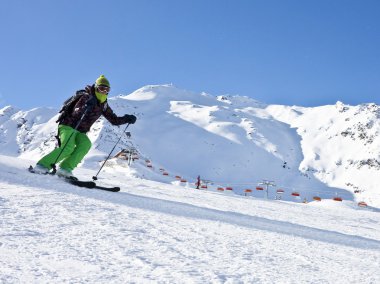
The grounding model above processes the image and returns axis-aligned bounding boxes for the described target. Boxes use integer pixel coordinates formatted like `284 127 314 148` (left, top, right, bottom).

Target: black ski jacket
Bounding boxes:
59 85 130 133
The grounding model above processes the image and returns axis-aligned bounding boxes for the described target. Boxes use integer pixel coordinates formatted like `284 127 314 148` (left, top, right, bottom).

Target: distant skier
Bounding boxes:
196 175 201 189
33 75 137 178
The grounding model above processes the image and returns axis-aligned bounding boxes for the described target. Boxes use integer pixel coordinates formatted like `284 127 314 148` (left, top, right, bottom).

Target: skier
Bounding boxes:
33 75 137 178
196 175 201 189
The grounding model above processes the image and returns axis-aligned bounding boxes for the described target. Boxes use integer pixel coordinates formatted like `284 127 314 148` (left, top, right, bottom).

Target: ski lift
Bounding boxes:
244 189 252 196
313 196 322 201
333 197 343 202
225 187 233 191
256 186 264 191
217 187 224 191
276 189 284 194
358 201 368 207
291 192 300 197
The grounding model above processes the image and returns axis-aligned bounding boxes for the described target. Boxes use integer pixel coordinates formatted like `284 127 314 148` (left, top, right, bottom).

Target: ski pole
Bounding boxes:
92 123 130 181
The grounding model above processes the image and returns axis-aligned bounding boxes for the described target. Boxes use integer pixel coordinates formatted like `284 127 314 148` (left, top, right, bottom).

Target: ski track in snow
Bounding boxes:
0 156 379 283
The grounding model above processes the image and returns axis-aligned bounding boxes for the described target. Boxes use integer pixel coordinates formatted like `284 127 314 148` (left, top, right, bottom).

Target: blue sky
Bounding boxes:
0 0 379 109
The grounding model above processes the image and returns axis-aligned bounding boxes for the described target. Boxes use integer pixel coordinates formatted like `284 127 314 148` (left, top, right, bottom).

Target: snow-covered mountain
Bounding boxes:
0 85 379 207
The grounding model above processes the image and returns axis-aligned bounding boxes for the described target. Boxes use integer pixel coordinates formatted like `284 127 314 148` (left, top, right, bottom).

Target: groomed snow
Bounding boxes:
0 155 379 283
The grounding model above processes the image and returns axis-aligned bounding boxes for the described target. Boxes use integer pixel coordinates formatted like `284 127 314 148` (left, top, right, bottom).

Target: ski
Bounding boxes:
94 184 120 192
66 177 120 192
28 166 120 192
64 176 96 188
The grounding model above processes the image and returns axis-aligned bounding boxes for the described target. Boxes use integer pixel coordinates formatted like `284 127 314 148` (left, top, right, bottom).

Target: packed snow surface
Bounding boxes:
0 155 379 283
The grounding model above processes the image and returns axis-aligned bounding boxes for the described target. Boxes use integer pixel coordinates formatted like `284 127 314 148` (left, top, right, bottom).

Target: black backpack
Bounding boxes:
55 90 87 123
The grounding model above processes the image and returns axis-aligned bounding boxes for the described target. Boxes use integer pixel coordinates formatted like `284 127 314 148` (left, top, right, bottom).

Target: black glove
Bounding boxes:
124 114 137 124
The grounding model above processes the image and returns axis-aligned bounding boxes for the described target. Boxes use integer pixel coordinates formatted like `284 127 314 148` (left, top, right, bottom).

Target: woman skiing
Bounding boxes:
33 75 136 178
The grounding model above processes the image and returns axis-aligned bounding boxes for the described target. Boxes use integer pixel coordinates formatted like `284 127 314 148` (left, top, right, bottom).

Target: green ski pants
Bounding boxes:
38 125 92 171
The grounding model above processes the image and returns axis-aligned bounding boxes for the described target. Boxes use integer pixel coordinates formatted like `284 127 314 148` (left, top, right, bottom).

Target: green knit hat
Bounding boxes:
95 75 110 87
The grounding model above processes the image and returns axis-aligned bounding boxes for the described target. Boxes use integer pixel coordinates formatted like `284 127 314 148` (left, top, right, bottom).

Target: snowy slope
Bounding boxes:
0 155 379 283
0 85 379 207
266 102 380 207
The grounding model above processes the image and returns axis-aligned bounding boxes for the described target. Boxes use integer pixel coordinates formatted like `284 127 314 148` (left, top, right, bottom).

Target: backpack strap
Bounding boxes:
55 90 88 123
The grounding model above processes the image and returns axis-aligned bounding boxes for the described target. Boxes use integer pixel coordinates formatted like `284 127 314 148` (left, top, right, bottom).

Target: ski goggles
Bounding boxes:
96 85 110 94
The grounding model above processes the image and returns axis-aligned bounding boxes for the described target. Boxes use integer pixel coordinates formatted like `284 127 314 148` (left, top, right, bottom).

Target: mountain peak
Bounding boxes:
0 105 19 118
120 84 184 101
